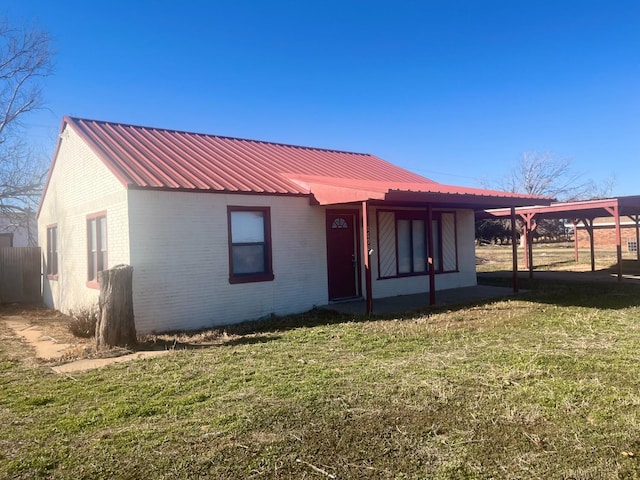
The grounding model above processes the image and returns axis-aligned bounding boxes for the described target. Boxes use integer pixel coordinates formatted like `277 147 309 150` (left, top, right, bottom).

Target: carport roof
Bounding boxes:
482 196 640 220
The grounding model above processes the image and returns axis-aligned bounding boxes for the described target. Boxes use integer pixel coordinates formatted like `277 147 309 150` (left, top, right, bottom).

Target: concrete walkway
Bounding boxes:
322 284 519 316
3 315 171 373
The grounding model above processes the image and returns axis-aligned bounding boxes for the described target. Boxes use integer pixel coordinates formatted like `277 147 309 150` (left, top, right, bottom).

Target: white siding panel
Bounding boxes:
128 190 328 333
37 125 130 314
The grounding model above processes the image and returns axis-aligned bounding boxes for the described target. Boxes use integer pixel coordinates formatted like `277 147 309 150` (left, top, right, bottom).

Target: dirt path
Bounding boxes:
2 308 172 373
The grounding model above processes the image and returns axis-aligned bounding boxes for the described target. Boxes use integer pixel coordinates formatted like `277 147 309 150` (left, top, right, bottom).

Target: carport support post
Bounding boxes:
427 204 436 305
604 203 623 282
361 201 373 314
510 207 518 293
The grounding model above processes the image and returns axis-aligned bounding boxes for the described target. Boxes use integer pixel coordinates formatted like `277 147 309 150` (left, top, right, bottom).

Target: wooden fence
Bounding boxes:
0 247 41 303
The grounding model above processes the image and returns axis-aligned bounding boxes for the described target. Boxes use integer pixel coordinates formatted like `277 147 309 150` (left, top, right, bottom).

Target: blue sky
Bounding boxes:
5 1 640 195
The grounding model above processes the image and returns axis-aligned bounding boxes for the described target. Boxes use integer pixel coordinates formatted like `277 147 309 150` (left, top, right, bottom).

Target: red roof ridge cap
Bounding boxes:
64 116 374 157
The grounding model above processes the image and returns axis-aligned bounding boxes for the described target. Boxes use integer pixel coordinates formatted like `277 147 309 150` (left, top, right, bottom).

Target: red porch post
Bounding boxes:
361 201 373 314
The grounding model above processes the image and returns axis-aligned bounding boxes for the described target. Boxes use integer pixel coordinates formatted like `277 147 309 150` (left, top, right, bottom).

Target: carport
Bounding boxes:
482 196 640 289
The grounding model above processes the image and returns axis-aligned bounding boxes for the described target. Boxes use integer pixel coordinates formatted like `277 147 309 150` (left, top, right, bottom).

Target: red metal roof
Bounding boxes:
40 116 551 212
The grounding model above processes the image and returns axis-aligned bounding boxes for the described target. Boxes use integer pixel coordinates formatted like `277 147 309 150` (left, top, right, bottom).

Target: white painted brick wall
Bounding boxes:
127 190 328 333
38 125 130 313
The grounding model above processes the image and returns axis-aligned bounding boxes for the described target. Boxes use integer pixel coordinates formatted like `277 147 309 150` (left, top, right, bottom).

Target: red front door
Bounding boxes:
326 211 359 300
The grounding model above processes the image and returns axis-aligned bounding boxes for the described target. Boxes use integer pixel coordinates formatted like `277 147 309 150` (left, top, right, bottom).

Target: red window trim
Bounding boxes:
86 211 108 289
375 208 459 280
227 206 274 284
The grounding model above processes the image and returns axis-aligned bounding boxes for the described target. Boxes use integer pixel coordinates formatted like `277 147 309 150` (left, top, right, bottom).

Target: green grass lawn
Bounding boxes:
1 280 640 479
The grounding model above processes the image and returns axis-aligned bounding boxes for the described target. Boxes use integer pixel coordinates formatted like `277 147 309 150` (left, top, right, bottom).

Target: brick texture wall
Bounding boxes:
127 190 328 333
576 224 638 251
38 125 130 313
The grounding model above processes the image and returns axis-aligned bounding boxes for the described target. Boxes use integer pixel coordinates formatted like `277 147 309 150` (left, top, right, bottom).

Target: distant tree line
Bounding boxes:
475 218 570 246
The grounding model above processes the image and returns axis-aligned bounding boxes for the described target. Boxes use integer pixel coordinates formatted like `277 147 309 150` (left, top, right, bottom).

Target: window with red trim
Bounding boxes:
46 225 58 277
228 206 274 284
87 214 107 283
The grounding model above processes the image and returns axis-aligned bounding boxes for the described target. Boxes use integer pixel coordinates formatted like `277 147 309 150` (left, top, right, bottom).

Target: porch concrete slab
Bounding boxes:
321 284 519 316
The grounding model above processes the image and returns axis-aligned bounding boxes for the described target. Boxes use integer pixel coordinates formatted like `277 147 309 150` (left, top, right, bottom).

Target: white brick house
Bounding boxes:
38 117 544 333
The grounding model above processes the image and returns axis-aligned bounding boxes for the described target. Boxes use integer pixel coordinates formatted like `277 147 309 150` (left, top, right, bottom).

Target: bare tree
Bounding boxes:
494 151 608 201
477 151 615 244
0 19 53 244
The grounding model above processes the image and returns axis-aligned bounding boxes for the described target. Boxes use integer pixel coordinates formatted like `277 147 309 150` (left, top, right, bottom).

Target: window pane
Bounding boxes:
89 219 97 251
51 227 58 275
99 217 107 251
231 211 264 243
412 220 426 272
232 244 266 274
397 219 411 274
88 253 96 281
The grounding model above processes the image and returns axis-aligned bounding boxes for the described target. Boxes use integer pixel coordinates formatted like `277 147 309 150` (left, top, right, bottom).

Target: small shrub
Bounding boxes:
67 308 98 338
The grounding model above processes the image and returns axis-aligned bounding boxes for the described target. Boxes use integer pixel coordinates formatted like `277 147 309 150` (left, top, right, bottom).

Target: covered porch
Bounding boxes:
305 177 552 315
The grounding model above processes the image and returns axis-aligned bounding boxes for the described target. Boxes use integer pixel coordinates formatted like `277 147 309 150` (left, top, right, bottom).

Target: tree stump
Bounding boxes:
96 264 136 350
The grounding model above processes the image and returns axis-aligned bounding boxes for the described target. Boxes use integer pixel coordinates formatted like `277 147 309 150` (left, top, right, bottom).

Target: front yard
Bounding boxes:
1 278 639 479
